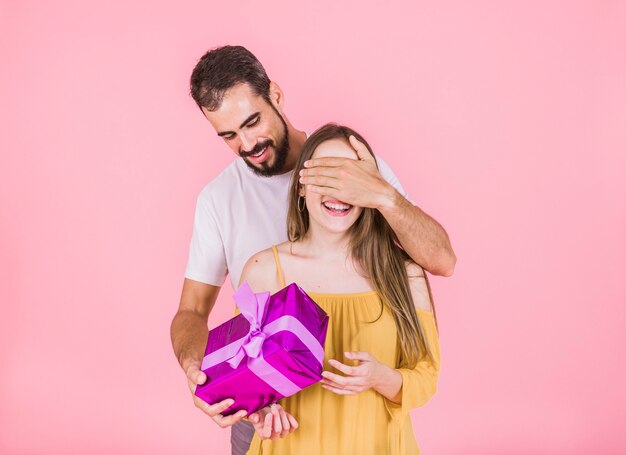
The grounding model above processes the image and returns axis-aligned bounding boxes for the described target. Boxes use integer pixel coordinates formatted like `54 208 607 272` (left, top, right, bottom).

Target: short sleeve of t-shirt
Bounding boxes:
375 155 414 204
184 192 228 286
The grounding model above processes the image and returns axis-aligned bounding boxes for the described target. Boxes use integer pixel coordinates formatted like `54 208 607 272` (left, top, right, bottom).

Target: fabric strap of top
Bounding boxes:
271 245 286 287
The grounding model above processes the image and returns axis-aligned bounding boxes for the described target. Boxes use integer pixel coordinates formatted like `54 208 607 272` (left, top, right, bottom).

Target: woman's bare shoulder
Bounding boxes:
404 261 432 312
275 241 295 256
405 261 426 279
239 247 280 291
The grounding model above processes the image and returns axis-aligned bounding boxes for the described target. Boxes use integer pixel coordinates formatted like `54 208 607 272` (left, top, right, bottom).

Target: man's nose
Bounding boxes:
239 132 256 153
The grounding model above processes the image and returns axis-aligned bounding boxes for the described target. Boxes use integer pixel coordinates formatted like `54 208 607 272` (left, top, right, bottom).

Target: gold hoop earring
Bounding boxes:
297 195 306 212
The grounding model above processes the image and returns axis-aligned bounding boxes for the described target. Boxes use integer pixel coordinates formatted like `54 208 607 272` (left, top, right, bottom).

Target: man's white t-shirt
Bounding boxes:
185 156 410 289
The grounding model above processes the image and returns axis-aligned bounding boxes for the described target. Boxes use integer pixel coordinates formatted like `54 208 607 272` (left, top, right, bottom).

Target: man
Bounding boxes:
170 45 456 454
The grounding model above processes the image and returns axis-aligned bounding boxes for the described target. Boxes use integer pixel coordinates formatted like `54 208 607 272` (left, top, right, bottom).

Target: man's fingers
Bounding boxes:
299 167 341 178
187 371 207 394
195 370 207 385
303 157 348 169
348 135 375 161
192 396 216 415
186 364 207 385
299 175 339 189
192 397 247 428
307 185 339 198
213 409 247 428
205 398 235 417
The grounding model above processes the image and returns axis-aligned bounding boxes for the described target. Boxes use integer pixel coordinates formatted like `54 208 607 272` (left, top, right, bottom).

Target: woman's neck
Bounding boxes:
295 225 352 262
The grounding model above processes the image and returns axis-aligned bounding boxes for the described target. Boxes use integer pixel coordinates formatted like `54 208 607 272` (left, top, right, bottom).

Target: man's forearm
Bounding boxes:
170 310 209 371
378 189 456 277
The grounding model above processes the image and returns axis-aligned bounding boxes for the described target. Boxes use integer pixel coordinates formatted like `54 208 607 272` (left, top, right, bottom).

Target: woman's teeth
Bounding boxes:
323 201 351 211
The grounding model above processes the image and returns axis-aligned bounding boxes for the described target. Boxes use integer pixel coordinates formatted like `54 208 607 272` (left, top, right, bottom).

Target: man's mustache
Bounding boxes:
240 140 273 158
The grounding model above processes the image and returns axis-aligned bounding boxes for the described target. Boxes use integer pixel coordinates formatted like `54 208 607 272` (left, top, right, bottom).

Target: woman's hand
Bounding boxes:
249 403 299 440
321 351 385 395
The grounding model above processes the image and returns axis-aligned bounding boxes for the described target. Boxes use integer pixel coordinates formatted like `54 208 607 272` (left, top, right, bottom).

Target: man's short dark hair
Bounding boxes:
190 45 271 112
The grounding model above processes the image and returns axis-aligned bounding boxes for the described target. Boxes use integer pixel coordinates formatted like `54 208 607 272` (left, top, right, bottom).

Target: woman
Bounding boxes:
239 124 440 454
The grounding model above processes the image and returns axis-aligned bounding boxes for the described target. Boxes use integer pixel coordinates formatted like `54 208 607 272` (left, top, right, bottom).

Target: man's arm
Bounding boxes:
170 278 248 426
299 135 456 276
377 189 456 277
171 278 215 376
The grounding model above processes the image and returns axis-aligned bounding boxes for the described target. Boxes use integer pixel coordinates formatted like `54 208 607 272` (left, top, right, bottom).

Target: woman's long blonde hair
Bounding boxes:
287 123 437 368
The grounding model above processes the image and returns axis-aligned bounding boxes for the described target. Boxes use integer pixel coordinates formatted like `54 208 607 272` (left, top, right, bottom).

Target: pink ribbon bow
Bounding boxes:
227 283 271 368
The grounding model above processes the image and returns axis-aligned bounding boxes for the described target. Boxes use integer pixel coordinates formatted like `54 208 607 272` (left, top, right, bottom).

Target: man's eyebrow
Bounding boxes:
216 112 260 137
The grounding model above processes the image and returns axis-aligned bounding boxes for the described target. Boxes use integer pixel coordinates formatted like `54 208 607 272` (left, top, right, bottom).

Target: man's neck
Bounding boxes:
283 122 307 173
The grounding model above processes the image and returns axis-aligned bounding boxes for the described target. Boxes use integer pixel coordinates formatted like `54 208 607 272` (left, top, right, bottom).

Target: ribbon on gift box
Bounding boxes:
200 282 325 397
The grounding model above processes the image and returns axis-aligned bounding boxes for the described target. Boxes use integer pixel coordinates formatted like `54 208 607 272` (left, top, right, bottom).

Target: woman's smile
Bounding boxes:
321 199 353 217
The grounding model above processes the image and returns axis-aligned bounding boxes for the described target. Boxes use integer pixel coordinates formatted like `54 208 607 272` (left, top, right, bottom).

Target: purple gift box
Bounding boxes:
195 282 329 416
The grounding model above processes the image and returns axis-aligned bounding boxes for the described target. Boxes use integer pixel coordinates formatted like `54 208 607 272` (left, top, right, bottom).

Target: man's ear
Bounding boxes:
269 81 284 112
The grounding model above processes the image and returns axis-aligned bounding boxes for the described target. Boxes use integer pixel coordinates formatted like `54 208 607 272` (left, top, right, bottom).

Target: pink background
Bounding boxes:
1 1 625 453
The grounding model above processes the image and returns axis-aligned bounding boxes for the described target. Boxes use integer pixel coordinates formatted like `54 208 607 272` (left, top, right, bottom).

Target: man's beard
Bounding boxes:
240 110 290 177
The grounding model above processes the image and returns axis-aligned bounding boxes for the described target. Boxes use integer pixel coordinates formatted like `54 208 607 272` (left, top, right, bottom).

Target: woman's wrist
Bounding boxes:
373 364 403 402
